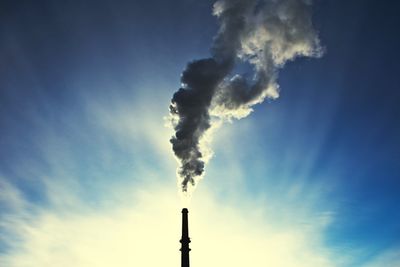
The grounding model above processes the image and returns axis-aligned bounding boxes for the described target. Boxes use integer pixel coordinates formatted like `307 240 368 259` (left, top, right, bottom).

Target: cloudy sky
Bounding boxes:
1 0 400 266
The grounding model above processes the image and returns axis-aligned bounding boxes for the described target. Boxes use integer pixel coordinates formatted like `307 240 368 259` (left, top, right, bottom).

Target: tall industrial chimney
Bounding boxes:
180 208 191 267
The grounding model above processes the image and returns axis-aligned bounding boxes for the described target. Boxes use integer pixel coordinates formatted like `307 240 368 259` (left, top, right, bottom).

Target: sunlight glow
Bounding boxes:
1 181 338 267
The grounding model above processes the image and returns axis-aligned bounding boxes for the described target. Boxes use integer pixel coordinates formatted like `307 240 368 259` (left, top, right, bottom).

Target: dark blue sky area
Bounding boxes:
1 0 400 265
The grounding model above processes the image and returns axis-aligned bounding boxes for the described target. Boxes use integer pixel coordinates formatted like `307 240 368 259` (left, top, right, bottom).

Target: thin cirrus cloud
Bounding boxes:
2 170 397 267
1 176 338 267
0 88 398 267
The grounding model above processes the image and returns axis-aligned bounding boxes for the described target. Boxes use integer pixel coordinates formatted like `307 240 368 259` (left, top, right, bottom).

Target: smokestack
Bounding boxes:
180 208 191 267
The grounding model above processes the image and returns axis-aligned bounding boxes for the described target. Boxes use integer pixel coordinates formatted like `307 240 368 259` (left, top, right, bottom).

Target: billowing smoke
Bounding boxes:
170 0 322 194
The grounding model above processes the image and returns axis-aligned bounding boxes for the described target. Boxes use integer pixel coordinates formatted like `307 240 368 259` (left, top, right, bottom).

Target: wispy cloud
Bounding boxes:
0 80 397 267
1 176 340 267
362 248 400 267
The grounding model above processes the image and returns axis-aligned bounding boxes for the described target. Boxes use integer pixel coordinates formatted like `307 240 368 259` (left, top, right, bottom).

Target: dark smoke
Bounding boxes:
170 0 322 194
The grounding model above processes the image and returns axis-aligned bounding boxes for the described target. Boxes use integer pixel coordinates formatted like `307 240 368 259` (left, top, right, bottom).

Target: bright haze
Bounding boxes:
1 0 400 267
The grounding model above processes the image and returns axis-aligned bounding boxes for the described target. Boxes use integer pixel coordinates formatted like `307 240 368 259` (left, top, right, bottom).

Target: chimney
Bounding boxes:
180 208 191 267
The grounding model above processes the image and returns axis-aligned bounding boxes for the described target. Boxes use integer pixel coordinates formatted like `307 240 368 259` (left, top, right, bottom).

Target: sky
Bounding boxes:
0 0 400 266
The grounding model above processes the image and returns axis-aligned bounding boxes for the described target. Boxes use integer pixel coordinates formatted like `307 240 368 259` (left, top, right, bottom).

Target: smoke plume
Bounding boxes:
170 0 322 194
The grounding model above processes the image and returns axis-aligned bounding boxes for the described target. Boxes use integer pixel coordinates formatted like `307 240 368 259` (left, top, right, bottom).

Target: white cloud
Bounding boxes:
0 80 396 267
84 90 174 161
362 248 400 267
0 176 341 267
0 179 25 212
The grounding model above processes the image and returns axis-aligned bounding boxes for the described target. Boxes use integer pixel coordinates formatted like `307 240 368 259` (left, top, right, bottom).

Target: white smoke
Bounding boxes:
170 0 322 195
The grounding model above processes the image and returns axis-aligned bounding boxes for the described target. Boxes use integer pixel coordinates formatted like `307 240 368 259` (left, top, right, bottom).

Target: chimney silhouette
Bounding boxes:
180 208 191 267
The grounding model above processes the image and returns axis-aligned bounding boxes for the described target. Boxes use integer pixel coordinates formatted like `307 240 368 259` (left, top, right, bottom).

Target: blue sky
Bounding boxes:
1 0 400 266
